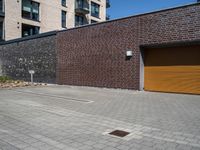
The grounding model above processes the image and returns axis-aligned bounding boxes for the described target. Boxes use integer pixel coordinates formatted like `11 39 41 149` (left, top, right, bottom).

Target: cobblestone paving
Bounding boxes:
0 85 200 150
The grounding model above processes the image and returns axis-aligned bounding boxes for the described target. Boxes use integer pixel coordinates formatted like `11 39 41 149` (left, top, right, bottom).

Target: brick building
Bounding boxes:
0 3 200 95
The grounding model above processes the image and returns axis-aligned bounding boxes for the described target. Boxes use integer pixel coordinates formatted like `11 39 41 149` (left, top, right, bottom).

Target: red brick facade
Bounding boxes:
56 3 200 90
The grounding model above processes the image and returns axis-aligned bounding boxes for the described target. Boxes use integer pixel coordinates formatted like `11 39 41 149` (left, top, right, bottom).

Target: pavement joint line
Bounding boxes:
0 139 20 150
9 89 94 103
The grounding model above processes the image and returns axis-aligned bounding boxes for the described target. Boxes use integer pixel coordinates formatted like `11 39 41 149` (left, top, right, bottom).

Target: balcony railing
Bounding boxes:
75 21 88 27
75 0 89 15
106 0 110 8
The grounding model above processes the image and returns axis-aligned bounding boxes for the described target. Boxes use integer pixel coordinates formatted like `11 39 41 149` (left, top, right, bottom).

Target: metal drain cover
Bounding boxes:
109 130 130 137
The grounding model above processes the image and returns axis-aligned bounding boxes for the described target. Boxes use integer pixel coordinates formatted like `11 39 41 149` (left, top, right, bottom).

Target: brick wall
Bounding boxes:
0 34 57 83
1 3 200 89
57 3 200 90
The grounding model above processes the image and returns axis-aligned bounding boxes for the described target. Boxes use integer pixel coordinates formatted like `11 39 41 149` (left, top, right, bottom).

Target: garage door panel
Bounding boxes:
144 46 200 95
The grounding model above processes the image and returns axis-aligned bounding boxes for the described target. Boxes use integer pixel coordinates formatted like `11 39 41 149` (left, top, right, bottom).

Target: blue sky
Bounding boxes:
107 0 196 19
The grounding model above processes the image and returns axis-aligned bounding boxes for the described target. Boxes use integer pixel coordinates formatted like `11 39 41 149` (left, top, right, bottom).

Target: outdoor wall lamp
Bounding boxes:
125 50 133 61
126 50 133 57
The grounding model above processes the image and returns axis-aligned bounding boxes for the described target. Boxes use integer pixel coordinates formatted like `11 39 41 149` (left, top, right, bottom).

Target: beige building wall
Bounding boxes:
67 0 76 28
5 0 21 40
38 0 68 32
4 0 107 41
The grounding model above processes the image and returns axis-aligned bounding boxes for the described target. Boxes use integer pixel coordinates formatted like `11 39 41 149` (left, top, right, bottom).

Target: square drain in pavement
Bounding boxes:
109 130 130 137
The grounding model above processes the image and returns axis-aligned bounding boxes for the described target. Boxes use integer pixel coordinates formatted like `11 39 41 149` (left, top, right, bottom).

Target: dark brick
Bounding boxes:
0 35 57 83
1 4 200 90
56 4 200 90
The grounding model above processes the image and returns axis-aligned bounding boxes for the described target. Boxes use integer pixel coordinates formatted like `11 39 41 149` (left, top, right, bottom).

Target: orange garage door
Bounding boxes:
144 45 200 95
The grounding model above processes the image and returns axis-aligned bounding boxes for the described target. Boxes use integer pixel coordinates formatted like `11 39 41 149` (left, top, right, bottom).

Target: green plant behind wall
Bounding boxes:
0 76 12 83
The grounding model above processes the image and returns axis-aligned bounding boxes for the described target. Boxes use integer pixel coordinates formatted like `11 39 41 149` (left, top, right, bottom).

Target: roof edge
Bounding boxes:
0 30 57 46
59 2 200 33
0 2 199 45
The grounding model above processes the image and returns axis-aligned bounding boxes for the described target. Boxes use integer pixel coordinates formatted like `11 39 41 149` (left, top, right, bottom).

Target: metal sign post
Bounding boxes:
29 70 35 84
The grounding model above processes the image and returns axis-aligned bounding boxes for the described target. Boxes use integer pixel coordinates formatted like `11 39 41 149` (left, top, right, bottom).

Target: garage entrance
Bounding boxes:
144 45 200 95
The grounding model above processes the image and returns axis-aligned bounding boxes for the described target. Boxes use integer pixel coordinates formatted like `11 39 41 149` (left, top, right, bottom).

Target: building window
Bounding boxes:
91 20 98 24
75 15 84 26
91 2 100 18
22 24 39 37
62 11 66 28
0 21 3 40
61 0 66 6
76 0 84 8
0 0 4 13
22 0 39 21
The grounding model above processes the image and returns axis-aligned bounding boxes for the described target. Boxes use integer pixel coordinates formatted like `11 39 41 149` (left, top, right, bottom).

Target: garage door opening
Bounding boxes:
143 45 200 95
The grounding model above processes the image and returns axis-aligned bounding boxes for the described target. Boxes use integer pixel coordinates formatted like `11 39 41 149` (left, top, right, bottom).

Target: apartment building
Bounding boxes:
0 0 110 41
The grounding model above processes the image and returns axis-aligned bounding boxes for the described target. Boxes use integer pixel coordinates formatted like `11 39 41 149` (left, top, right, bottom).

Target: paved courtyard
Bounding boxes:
0 85 200 150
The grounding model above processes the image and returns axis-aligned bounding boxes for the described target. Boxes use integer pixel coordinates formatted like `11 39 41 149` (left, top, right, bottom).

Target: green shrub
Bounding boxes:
0 76 12 83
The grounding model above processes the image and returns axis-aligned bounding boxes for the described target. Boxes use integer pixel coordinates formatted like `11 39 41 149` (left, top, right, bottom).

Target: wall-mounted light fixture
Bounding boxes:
125 50 133 61
126 50 133 57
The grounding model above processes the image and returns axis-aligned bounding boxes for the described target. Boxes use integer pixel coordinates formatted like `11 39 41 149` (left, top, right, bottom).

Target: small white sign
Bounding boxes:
29 70 35 74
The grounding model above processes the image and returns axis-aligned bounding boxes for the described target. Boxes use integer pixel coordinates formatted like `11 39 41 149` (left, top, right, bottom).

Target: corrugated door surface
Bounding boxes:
144 45 200 94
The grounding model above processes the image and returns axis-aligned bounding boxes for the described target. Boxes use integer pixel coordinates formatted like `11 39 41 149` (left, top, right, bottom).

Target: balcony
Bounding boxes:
75 0 89 15
106 0 110 8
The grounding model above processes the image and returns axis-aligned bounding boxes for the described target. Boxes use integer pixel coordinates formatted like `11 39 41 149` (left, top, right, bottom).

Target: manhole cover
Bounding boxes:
109 130 130 137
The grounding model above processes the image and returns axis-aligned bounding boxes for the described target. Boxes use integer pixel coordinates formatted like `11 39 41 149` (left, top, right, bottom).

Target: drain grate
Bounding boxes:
109 130 130 137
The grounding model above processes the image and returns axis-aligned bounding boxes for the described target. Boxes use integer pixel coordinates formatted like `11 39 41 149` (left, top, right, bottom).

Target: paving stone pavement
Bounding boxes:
0 85 200 150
